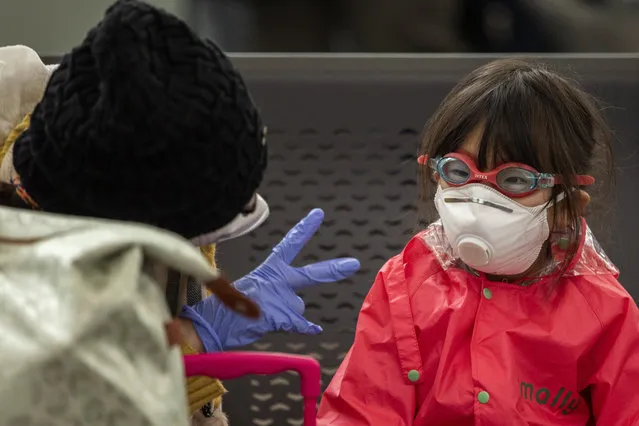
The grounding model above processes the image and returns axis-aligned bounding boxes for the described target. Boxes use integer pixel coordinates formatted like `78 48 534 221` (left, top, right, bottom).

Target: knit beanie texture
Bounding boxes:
13 0 267 239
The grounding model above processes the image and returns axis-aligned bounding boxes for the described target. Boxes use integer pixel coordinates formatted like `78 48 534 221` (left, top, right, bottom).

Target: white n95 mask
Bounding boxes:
435 183 557 276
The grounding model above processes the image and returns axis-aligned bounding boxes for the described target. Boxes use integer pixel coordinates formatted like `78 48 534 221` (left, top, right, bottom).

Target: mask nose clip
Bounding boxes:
457 236 493 268
443 195 514 214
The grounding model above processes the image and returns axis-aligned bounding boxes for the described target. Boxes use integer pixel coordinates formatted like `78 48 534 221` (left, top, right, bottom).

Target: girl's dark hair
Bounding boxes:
419 58 615 278
0 183 31 209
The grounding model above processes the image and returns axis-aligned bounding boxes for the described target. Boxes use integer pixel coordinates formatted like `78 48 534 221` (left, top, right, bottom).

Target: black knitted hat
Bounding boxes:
13 0 267 239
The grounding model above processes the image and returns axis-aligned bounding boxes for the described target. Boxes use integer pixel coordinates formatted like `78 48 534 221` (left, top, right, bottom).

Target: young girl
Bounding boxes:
317 59 639 425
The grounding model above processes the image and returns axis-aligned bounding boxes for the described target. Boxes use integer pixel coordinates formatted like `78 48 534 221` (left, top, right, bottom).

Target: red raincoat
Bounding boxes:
318 220 639 425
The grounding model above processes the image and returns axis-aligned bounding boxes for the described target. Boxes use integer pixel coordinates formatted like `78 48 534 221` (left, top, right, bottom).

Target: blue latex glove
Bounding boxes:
180 208 361 352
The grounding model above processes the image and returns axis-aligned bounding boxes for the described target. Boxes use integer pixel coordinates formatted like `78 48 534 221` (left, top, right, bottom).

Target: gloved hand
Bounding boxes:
180 208 361 352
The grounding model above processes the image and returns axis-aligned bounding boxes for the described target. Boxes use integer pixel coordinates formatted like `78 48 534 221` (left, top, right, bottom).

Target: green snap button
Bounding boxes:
407 370 420 382
482 288 493 300
478 391 490 404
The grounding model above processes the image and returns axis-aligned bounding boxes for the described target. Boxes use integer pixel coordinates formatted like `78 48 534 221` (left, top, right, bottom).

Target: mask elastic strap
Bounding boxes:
546 191 566 209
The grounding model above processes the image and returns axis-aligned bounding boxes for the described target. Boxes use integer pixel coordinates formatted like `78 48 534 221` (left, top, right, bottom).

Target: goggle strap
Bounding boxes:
576 175 596 186
416 155 441 170
547 175 596 187
537 173 555 188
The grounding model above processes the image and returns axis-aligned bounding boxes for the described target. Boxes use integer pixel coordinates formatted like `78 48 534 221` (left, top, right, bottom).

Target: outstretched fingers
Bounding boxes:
272 208 325 264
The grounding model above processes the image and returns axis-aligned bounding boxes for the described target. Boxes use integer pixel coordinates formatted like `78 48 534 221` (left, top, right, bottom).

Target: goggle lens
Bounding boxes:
439 157 471 185
496 167 537 194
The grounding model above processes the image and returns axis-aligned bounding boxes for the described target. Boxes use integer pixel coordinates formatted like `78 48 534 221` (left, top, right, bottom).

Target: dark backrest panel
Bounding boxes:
41 54 639 424
213 55 639 425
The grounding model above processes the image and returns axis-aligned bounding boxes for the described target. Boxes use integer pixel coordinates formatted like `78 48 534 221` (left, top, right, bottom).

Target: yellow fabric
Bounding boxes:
200 244 216 297
183 243 225 415
183 342 226 414
0 114 30 165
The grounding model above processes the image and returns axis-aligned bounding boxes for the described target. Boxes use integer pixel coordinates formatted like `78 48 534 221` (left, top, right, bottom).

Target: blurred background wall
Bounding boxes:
2 0 638 54
0 0 188 53
193 0 639 53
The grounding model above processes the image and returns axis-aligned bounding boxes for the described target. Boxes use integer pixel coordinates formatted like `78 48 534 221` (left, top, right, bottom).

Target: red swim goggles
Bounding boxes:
418 152 595 198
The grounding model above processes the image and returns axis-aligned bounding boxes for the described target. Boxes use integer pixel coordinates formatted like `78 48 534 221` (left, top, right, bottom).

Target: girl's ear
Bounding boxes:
575 190 590 215
550 189 590 231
